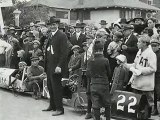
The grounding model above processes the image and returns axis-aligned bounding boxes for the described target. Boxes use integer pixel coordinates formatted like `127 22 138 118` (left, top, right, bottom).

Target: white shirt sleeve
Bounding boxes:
3 40 12 52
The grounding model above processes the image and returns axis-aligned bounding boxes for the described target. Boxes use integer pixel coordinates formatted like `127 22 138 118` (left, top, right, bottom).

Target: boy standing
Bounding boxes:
87 40 111 120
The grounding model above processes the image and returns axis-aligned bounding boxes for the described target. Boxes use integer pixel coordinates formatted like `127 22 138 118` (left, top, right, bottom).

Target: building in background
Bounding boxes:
28 0 160 26
139 0 153 5
153 0 160 8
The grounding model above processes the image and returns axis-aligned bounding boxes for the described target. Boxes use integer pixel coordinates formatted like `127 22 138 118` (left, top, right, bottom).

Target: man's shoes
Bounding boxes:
52 110 64 116
42 107 55 112
85 113 92 119
151 108 159 116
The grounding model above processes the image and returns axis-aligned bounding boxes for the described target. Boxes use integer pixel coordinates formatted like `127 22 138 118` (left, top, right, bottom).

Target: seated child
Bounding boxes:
110 54 129 95
68 45 81 76
26 56 46 99
15 61 27 80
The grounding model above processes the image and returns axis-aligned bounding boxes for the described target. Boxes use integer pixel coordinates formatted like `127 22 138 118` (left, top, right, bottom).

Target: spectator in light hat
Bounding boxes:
150 39 160 116
110 54 129 95
30 40 42 57
68 45 81 76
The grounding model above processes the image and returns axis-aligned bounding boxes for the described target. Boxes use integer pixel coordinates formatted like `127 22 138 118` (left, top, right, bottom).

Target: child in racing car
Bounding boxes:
26 56 46 99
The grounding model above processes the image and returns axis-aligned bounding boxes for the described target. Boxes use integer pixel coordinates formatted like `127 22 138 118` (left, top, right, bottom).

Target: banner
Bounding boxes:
0 68 16 88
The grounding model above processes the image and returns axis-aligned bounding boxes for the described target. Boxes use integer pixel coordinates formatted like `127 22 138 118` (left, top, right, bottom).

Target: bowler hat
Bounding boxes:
123 24 134 31
99 20 107 25
119 18 127 24
31 56 39 61
47 16 60 25
74 23 84 28
133 15 144 22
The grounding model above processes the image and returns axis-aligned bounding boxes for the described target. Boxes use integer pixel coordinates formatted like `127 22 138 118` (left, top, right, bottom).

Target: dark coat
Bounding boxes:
69 33 86 50
110 65 129 94
44 30 68 76
44 30 68 111
87 54 111 85
155 49 160 97
121 34 138 63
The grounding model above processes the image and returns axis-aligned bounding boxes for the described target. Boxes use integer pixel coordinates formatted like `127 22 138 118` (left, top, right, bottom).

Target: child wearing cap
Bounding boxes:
26 56 46 99
30 40 42 57
14 61 27 80
110 54 129 95
87 40 111 120
68 45 81 76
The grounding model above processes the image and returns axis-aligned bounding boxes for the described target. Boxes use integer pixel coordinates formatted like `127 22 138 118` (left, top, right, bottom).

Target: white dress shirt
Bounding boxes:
0 39 12 54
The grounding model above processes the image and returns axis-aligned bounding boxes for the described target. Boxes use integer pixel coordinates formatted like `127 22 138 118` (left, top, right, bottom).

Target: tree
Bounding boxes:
2 0 49 27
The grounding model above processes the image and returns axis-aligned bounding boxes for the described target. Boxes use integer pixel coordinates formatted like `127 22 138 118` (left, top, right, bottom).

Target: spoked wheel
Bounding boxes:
32 82 41 100
73 96 85 112
10 79 20 97
68 74 79 93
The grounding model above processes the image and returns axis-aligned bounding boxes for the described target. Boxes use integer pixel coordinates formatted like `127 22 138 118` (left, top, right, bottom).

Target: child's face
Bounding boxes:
73 48 79 54
113 35 120 42
33 43 39 48
117 59 122 64
19 65 25 70
31 60 39 66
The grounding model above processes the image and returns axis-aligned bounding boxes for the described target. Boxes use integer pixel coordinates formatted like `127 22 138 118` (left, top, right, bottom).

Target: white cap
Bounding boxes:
116 54 127 63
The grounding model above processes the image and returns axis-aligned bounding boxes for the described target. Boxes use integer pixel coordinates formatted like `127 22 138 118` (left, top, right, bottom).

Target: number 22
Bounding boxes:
117 95 137 113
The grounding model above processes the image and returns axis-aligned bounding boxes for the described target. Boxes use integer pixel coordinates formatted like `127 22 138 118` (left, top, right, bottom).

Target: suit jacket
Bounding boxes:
44 30 68 76
122 34 138 63
69 32 86 49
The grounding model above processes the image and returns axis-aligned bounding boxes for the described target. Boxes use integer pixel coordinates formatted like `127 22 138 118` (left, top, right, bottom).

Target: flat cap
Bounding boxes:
33 40 40 45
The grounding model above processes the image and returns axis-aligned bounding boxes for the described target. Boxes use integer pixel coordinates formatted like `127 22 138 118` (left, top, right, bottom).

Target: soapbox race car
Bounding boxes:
0 67 151 120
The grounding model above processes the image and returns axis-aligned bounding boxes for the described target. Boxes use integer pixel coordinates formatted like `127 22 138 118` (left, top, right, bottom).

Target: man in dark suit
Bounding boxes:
70 23 86 52
42 16 68 116
99 20 110 34
121 25 138 63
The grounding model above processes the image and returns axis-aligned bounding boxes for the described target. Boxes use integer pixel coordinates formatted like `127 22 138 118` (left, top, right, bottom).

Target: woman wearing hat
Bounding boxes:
68 45 81 76
29 40 42 58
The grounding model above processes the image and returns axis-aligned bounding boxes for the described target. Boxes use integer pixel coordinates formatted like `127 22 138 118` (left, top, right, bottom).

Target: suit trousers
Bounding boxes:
47 70 63 111
0 54 5 67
